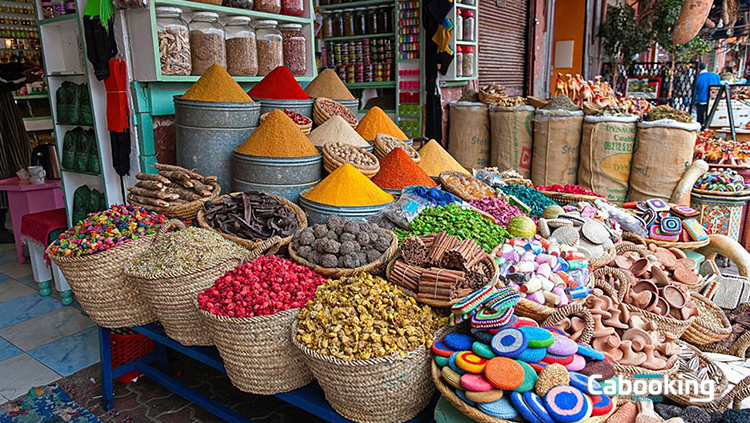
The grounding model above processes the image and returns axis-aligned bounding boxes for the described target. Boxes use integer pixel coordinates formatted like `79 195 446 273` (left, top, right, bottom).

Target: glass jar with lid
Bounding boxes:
455 46 462 78
255 19 283 76
253 0 280 14
354 8 366 36
455 9 463 41
365 7 378 34
156 7 191 76
331 11 344 37
322 12 334 38
463 10 475 42
281 0 304 16
189 11 225 75
225 16 257 76
280 23 306 76
462 46 474 77
343 9 355 36
223 0 253 10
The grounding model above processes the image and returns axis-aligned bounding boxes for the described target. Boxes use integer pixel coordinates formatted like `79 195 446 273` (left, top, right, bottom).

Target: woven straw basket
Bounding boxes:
197 192 306 253
666 341 728 406
322 143 380 177
703 375 750 412
478 91 506 105
291 321 438 423
260 111 312 134
373 135 421 163
199 307 313 394
538 190 605 206
439 171 496 201
313 97 358 128
623 231 710 251
681 291 732 345
541 303 595 344
47 234 157 328
128 182 221 221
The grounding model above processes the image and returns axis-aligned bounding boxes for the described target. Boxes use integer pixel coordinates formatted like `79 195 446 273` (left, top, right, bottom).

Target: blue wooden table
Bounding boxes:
99 325 437 423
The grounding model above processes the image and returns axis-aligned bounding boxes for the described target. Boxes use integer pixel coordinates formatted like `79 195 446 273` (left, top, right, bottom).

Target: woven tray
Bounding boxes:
478 90 506 105
666 341 728 406
703 375 750 413
128 182 221 221
589 246 616 270
322 142 380 177
538 190 605 206
385 254 499 308
438 171 495 201
196 192 305 252
289 228 398 278
313 97 358 128
681 291 732 345
623 231 710 251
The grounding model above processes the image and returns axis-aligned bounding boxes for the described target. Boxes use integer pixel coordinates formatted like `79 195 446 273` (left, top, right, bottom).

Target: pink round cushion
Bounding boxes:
547 335 578 356
565 354 586 372
461 373 494 392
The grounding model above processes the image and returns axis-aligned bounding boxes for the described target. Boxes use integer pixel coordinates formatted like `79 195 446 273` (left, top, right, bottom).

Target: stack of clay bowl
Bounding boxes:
602 242 700 339
537 202 621 270
544 281 681 387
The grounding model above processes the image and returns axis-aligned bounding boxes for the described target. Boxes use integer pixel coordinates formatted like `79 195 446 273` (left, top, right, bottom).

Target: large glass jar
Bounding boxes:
343 9 355 36
455 9 463 41
225 16 257 76
365 7 377 34
332 11 344 37
383 5 393 33
255 19 283 76
354 8 366 36
189 12 225 75
157 7 191 76
281 0 304 17
376 6 388 34
280 23 306 76
463 10 475 42
223 0 253 10
455 46 462 78
463 46 474 77
322 12 333 38
254 0 280 14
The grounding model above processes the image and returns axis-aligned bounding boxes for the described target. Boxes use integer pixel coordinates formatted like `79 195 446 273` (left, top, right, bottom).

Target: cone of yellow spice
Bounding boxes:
181 64 253 102
235 109 319 157
418 139 469 177
356 106 408 141
303 163 394 206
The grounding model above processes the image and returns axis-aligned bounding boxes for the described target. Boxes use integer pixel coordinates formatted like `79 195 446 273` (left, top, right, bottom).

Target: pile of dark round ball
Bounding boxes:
293 215 393 268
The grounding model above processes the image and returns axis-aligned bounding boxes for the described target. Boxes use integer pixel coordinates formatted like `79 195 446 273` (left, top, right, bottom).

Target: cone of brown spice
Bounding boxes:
304 68 355 100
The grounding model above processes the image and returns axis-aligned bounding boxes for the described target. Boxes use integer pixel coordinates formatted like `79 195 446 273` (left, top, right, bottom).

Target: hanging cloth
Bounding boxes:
104 58 129 132
84 0 117 80
432 18 454 75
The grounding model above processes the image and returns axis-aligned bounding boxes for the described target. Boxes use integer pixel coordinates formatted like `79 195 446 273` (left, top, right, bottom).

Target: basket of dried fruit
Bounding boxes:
322 141 380 177
373 133 420 163
478 82 507 104
260 109 312 134
313 97 358 128
439 170 496 201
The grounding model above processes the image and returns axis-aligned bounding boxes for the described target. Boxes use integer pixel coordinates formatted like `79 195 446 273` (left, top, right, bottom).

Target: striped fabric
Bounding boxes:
0 91 31 208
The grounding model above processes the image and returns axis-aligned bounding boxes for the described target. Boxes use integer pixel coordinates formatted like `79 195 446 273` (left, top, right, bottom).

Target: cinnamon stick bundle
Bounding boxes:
390 260 425 292
418 267 466 300
442 239 487 271
400 235 428 266
426 231 460 266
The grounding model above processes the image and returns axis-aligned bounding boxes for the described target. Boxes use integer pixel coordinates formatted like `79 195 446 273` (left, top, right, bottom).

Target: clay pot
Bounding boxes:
680 301 699 320
604 308 629 329
619 340 647 366
618 303 631 324
593 334 622 359
654 297 671 316
669 247 687 259
614 255 635 270
628 314 649 331
641 344 667 370
629 290 655 309
651 266 671 286
632 279 659 296
663 285 688 310
622 328 652 352
629 258 651 277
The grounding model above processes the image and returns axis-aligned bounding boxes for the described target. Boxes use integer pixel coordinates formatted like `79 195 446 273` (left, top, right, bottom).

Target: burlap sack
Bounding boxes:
628 120 700 202
531 109 584 186
578 115 638 204
448 102 490 169
489 105 534 178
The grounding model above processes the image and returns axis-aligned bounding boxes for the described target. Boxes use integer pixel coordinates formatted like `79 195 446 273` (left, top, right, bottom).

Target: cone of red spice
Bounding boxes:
247 66 310 100
371 148 438 190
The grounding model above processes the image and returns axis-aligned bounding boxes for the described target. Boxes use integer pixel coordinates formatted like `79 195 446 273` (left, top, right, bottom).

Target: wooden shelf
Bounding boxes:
155 0 310 23
38 13 77 25
319 0 392 10
345 81 396 88
322 32 394 41
157 74 315 83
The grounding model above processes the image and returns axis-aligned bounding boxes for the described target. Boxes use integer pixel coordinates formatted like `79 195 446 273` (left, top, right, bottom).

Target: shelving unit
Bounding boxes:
438 2 478 83
34 1 123 225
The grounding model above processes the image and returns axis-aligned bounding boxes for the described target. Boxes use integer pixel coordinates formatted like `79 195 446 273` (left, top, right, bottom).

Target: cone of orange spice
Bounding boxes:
371 148 437 190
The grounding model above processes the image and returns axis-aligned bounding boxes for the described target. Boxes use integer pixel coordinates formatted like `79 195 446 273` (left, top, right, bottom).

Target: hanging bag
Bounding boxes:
85 130 101 174
61 128 78 170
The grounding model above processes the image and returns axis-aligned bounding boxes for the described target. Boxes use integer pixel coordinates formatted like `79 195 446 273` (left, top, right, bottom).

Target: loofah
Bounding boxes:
655 404 685 420
723 409 750 423
682 406 711 423
579 360 615 379
608 401 638 423
534 363 569 397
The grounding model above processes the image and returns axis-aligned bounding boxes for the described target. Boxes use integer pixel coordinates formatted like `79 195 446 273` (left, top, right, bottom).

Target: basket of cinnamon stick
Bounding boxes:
127 164 221 220
386 232 500 307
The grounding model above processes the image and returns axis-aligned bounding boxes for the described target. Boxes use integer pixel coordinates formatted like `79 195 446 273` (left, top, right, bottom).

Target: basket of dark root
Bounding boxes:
477 82 507 105
288 216 398 277
291 274 447 423
313 97 358 128
197 191 306 252
46 205 165 329
197 255 328 394
125 220 272 346
128 164 221 220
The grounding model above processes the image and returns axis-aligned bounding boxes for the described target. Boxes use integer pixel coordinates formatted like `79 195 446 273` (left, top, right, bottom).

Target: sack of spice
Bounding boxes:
489 105 534 179
448 102 491 169
532 108 585 186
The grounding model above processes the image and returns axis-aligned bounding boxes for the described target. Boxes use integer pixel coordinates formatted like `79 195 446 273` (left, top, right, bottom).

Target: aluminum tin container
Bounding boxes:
298 189 395 225
257 98 315 119
232 152 323 203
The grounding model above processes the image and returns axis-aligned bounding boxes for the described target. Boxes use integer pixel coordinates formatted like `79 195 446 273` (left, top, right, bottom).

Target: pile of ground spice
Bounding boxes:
235 109 318 157
643 105 693 123
356 107 408 141
181 64 253 102
303 163 394 206
247 66 309 100
418 139 469 177
308 115 369 148
543 95 580 111
304 69 355 100
371 148 437 190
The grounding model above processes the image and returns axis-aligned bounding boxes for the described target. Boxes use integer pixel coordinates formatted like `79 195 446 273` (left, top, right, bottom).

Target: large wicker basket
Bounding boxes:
541 303 595 344
291 321 438 423
127 182 221 220
289 228 398 278
373 134 421 163
47 234 157 329
681 291 732 345
199 308 313 394
538 190 606 206
197 192 306 252
623 231 710 251
260 111 312 134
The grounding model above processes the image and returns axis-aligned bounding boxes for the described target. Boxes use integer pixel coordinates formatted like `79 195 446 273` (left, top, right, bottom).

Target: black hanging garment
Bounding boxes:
83 15 118 80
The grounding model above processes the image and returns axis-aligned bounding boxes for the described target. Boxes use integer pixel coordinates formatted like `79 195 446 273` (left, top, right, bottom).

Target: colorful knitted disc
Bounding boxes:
514 360 538 393
456 351 488 374
460 373 494 392
472 342 496 359
544 385 590 423
435 355 449 367
524 391 556 423
589 394 613 416
577 343 605 361
485 289 521 312
547 335 578 356
566 354 586 372
510 391 543 423
519 326 555 348
449 352 467 375
431 340 455 357
478 397 519 420
569 371 602 395
471 329 494 344
466 389 504 404
491 328 528 358
441 366 463 390
518 347 547 363
445 333 474 351
449 312 469 326
484 357 525 390
472 307 514 328
543 326 567 336
528 361 548 373
544 353 575 366
514 317 540 328
451 285 497 315
455 389 476 406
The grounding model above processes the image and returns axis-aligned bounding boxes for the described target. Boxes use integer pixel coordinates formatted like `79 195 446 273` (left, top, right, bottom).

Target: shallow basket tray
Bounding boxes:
438 171 496 201
681 291 732 345
260 111 312 134
313 97 358 128
128 182 221 221
623 231 710 252
322 143 380 177
665 341 728 406
385 254 499 308
589 246 616 270
477 90 506 105
373 137 421 163
431 360 618 423
538 190 606 206
288 228 398 278
196 192 306 252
